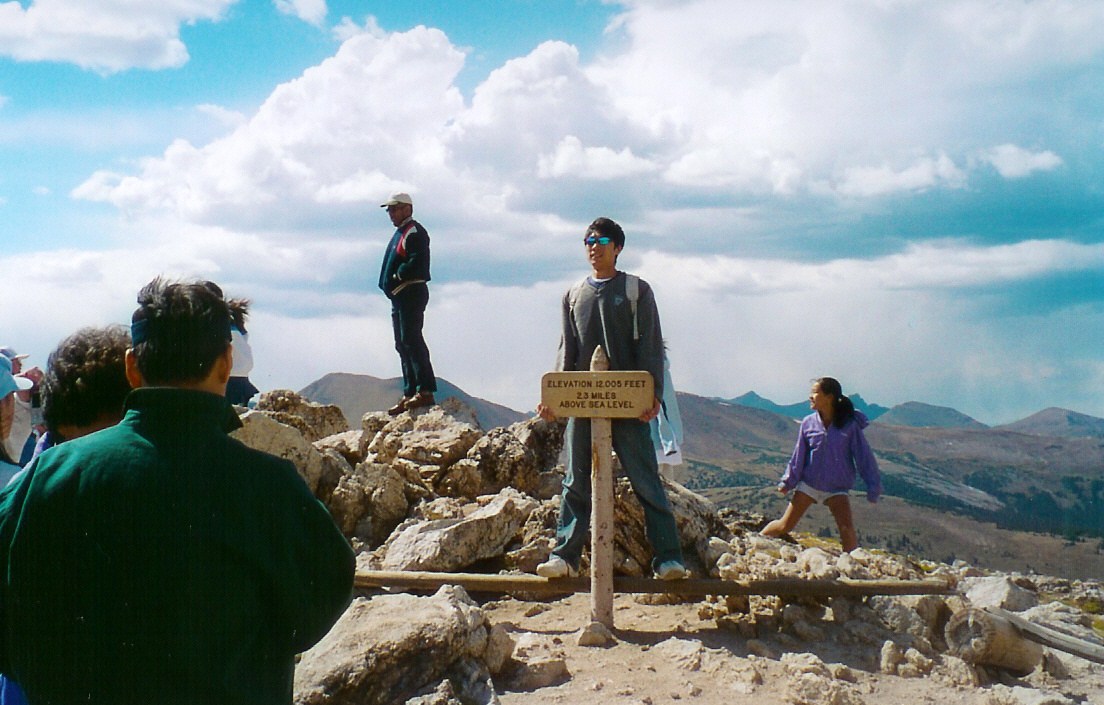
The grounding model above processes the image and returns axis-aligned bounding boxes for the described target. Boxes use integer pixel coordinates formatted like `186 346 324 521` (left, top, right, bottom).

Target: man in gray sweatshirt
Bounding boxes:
536 217 688 581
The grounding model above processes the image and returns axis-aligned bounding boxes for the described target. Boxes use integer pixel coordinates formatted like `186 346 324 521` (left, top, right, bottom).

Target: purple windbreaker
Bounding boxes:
778 410 881 501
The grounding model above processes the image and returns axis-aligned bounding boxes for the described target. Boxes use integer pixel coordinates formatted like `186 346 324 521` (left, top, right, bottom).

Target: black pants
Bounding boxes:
390 283 436 397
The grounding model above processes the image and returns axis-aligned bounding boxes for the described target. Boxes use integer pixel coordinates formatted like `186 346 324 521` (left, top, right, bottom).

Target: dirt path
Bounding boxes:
484 592 1103 705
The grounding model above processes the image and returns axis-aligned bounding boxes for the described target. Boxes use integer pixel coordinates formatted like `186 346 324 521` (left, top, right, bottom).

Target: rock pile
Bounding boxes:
232 390 1104 705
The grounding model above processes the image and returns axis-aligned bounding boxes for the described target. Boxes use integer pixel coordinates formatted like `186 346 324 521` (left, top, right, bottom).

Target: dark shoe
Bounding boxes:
404 392 436 410
387 397 410 416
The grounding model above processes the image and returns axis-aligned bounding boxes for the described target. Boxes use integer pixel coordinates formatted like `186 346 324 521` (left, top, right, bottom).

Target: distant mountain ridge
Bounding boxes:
996 407 1104 439
727 390 890 421
874 401 987 429
299 372 527 431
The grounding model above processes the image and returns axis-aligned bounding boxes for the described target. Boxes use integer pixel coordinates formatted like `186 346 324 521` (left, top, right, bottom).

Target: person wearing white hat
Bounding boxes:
0 354 33 481
0 347 41 464
378 191 437 416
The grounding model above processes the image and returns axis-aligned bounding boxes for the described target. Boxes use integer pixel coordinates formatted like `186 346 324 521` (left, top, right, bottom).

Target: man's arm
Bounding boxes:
541 289 578 422
266 461 355 653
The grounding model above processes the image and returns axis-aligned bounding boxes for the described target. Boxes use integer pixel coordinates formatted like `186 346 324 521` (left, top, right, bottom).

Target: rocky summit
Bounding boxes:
234 390 1104 705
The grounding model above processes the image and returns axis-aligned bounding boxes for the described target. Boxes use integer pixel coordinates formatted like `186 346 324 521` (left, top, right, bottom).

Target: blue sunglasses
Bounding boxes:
583 235 613 246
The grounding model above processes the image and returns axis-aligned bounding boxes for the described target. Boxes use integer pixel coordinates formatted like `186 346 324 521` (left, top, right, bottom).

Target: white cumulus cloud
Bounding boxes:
274 0 326 26
0 0 236 73
537 135 658 179
836 154 967 197
981 143 1064 178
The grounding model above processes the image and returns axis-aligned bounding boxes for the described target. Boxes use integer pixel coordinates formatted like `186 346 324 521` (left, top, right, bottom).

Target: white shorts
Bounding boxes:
794 482 850 505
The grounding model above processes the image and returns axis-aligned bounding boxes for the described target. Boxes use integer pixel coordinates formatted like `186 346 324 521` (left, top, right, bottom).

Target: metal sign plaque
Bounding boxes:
540 371 654 418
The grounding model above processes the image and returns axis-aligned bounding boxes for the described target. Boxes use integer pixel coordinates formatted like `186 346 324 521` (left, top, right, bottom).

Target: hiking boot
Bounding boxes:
655 560 689 580
387 397 411 416
536 555 578 579
404 391 436 410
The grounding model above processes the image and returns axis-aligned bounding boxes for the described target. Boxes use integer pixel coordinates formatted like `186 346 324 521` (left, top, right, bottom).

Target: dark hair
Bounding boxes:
815 376 856 429
130 278 232 386
41 325 132 437
587 217 626 249
227 298 251 335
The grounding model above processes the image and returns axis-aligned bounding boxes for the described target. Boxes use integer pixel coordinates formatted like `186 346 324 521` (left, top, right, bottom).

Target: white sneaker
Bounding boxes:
536 555 578 578
655 560 689 580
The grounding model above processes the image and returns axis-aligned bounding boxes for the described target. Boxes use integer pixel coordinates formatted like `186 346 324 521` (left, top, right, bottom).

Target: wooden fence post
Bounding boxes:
588 345 614 629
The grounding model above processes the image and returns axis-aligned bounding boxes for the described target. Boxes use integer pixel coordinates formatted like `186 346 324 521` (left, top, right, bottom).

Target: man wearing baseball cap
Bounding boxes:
378 191 437 416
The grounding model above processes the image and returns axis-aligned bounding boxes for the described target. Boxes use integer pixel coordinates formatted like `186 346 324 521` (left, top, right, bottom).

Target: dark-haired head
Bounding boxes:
815 376 855 428
586 217 626 250
42 325 132 441
227 298 251 334
129 277 232 386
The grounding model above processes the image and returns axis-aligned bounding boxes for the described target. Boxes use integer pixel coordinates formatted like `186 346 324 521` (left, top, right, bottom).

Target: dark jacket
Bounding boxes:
378 218 431 298
0 388 354 705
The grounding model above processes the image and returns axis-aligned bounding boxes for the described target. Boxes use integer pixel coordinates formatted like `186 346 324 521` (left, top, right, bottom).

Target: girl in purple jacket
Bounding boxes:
761 377 881 552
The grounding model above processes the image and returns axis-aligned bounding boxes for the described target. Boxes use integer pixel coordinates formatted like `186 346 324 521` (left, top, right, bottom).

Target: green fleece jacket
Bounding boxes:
0 387 354 705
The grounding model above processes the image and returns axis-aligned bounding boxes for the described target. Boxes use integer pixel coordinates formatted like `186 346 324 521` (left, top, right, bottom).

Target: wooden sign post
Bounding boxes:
540 346 654 630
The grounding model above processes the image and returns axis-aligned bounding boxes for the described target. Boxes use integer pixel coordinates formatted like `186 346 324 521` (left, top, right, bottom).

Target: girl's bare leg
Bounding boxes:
761 491 816 538
825 494 858 552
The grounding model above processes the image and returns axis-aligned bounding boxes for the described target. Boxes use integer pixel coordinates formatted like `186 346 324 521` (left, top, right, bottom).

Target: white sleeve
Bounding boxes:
231 328 254 376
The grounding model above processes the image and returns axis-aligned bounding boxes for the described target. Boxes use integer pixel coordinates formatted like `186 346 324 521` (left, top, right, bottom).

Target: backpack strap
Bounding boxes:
625 274 640 341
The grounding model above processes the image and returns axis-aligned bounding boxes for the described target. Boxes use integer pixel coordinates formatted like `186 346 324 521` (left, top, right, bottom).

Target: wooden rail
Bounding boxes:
354 570 953 598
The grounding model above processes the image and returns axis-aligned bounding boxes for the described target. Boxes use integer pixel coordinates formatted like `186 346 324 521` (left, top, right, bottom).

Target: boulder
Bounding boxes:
314 448 354 507
985 685 1078 705
781 652 833 679
934 655 981 687
402 679 462 705
654 637 705 670
381 488 540 572
500 633 570 692
397 408 483 467
232 410 326 493
965 576 1039 612
797 547 839 580
256 389 349 442
366 415 415 464
609 471 724 576
869 595 945 646
366 404 483 476
327 461 409 543
450 417 564 499
314 430 367 468
293 586 490 705
785 672 864 705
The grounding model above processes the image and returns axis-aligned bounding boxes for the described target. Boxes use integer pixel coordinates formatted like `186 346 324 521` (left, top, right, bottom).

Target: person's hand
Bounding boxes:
778 485 789 495
638 397 661 423
536 403 557 422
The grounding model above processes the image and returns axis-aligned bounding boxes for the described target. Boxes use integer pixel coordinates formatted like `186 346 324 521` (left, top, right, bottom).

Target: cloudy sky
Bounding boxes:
1 0 1102 424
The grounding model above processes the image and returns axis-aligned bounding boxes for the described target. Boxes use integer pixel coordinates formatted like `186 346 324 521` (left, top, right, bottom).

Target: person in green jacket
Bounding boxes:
0 277 354 705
